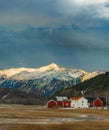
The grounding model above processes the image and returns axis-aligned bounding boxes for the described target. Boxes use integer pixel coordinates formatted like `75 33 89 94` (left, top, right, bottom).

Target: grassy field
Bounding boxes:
0 105 108 130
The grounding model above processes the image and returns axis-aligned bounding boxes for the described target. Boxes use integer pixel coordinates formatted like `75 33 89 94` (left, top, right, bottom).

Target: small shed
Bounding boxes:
47 100 57 108
93 98 103 107
86 97 106 107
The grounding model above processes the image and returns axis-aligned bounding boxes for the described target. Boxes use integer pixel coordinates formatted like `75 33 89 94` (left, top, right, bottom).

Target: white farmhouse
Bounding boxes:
70 97 88 108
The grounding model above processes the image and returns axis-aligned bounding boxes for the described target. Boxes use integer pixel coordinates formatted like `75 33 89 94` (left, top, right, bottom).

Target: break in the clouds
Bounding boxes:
0 0 109 71
58 0 109 18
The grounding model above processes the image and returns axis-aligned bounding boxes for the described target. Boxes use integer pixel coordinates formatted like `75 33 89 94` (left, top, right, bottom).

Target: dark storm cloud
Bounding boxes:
0 0 109 29
0 0 60 28
0 27 59 69
0 0 109 70
0 26 109 71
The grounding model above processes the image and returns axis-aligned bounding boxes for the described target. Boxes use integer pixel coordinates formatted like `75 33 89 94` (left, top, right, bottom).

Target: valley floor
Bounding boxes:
0 105 108 130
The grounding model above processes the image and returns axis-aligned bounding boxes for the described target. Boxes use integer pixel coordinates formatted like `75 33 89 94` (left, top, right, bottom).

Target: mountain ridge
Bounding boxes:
0 63 106 97
0 63 105 79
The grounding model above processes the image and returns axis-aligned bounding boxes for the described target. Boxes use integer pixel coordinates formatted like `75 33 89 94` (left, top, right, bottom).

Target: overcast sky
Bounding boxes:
0 0 109 71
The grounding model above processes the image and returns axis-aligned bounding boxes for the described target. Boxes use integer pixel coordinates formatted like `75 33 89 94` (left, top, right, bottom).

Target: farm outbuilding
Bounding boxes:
47 99 71 108
86 97 106 107
57 101 64 108
47 100 57 108
63 101 71 108
56 96 71 108
93 98 103 107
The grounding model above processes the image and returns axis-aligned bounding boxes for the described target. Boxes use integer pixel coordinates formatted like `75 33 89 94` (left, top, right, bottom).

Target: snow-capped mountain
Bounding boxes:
0 63 105 97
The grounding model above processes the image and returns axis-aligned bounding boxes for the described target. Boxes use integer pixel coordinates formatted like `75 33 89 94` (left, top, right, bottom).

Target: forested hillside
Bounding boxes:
52 72 109 102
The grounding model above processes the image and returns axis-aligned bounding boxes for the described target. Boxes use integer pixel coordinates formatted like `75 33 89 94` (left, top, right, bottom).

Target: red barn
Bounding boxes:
57 101 64 107
47 100 57 108
93 98 103 107
63 101 71 108
86 97 105 107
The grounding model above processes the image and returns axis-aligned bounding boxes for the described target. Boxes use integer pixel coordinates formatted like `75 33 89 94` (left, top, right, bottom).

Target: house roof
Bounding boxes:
70 96 82 100
98 97 106 105
85 97 95 103
47 99 57 104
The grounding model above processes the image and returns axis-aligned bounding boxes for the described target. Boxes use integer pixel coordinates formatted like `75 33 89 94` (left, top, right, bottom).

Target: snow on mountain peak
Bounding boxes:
82 70 106 82
0 63 60 78
38 63 60 72
0 63 106 81
0 68 37 78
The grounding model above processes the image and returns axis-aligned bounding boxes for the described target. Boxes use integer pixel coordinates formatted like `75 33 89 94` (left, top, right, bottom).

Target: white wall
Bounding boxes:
71 97 88 108
71 100 78 108
78 97 88 108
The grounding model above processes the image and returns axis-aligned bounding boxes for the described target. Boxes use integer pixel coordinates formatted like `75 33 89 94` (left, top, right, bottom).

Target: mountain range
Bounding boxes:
0 63 105 98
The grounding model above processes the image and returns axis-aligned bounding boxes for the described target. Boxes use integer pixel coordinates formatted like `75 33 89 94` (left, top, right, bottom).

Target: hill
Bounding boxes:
52 72 109 103
0 87 45 105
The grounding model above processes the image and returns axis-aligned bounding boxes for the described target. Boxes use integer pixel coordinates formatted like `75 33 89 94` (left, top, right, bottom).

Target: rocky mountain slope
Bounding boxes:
0 63 105 97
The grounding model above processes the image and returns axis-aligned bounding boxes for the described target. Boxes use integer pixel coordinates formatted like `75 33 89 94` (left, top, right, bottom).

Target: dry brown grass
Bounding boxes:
0 105 108 130
0 122 109 130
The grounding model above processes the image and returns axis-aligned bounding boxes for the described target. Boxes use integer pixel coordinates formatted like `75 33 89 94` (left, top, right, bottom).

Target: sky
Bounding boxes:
0 0 109 71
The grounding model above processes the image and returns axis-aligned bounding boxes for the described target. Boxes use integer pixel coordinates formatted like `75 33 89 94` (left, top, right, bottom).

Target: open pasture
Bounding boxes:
0 105 108 130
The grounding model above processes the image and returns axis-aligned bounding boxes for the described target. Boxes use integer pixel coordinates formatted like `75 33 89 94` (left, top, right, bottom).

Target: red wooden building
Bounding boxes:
57 101 64 107
47 100 71 108
93 98 103 107
47 100 57 108
86 97 105 107
63 101 71 108
57 101 71 108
